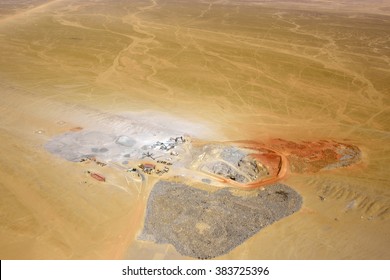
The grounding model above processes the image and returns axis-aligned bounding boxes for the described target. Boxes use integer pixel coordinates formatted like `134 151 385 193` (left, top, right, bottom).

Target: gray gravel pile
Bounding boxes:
196 145 262 183
140 180 302 259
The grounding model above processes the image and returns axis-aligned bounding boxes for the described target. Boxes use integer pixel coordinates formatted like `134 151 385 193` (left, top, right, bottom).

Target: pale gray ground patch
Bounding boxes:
45 131 136 162
44 130 268 186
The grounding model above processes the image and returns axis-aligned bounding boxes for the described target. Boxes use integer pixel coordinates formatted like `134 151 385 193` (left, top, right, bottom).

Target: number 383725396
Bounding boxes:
215 266 269 276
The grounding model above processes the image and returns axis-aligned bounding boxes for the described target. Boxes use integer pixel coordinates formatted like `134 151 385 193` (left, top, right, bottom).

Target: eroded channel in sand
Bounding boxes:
1 0 388 260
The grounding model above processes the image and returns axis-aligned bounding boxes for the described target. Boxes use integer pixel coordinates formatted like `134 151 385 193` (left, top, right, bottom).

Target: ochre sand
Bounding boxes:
0 0 389 259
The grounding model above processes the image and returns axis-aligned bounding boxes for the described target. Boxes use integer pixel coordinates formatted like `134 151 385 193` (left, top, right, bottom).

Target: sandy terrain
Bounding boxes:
0 0 389 259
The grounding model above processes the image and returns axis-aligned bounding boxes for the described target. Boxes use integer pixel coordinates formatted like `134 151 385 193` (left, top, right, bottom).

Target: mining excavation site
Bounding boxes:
0 0 389 259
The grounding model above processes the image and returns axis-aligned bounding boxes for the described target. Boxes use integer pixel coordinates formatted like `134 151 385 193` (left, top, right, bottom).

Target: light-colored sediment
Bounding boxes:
0 0 389 259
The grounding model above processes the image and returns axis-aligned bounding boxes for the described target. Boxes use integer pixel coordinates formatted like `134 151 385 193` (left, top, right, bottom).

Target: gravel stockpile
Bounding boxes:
140 181 302 259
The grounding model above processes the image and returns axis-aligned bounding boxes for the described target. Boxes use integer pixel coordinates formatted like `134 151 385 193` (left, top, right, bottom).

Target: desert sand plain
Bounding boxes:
0 0 389 259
